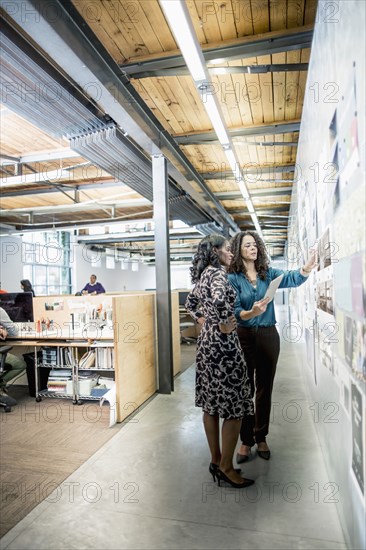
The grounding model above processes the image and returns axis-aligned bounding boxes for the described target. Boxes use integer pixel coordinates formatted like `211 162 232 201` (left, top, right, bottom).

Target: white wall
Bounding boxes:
288 2 365 548
0 234 193 294
0 235 24 293
72 240 156 292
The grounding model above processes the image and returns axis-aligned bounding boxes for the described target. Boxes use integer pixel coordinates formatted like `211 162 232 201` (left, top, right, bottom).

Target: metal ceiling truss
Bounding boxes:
2 0 239 235
127 63 309 79
122 26 313 75
174 121 300 145
200 165 296 180
215 188 292 199
70 126 215 227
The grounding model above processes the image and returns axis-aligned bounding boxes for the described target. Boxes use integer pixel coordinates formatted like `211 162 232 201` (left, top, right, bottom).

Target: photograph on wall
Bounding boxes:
317 276 334 316
333 183 365 259
315 144 329 238
317 227 336 271
337 76 360 190
334 257 353 312
329 108 337 151
334 355 351 416
344 315 354 368
351 320 366 382
351 253 365 318
351 383 364 496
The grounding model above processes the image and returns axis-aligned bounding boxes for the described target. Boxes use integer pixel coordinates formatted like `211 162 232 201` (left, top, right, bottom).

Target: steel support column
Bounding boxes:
153 155 174 394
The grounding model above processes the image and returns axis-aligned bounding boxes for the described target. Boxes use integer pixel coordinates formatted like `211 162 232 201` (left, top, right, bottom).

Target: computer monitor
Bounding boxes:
178 291 190 307
0 292 34 322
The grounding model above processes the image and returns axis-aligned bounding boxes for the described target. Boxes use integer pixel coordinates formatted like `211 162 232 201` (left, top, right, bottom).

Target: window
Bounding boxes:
22 231 72 295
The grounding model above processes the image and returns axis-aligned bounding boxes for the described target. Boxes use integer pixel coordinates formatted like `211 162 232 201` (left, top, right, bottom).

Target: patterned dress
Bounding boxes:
185 266 254 419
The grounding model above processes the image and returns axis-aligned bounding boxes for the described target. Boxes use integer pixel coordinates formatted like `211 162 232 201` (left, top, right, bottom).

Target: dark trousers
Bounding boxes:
237 326 280 446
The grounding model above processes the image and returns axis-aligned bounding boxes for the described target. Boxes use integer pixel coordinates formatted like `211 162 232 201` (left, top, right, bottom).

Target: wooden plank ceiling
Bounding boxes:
0 0 318 259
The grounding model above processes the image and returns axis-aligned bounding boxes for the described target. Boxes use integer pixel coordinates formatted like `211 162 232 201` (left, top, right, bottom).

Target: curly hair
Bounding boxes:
190 234 227 283
228 231 269 280
20 279 35 296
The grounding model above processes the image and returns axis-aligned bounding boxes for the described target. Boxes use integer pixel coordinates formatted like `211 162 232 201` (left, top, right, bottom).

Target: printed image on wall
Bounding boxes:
351 320 366 382
351 383 364 496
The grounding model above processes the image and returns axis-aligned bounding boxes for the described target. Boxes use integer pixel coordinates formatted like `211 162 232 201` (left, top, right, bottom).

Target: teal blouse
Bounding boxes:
228 267 307 328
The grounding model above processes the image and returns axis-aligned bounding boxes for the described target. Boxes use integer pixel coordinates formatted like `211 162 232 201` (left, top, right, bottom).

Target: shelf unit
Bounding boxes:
35 341 115 405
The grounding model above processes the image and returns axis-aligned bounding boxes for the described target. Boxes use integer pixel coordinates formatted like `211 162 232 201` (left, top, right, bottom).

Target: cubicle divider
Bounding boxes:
29 291 181 423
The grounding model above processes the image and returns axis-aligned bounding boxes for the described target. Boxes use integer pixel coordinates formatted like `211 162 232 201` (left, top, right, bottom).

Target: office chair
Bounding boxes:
0 346 17 413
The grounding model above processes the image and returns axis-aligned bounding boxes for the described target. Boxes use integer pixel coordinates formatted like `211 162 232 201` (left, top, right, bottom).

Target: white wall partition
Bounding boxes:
287 2 365 547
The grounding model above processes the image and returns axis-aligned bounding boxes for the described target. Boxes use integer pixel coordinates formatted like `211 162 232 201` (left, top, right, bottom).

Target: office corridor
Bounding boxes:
1 310 347 550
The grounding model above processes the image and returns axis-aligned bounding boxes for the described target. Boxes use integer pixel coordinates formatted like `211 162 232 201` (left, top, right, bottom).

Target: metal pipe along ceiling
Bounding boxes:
0 19 107 139
70 127 214 227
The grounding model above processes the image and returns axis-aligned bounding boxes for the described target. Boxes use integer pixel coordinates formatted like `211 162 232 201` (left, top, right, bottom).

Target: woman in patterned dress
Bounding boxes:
185 234 254 488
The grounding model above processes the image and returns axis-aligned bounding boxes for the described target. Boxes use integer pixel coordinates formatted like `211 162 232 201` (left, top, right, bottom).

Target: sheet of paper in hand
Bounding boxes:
263 274 284 302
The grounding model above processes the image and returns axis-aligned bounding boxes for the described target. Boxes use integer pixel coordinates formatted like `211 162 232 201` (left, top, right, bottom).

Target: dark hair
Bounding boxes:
190 234 227 283
228 231 269 280
20 279 35 296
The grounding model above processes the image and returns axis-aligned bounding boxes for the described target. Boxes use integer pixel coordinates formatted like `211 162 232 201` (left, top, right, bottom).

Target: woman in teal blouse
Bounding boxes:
228 231 317 463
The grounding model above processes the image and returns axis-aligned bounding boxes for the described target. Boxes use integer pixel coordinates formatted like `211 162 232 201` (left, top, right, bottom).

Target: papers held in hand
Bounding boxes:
263 274 284 303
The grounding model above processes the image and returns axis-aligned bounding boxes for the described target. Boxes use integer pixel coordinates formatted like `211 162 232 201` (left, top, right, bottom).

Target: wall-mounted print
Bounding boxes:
351 254 365 318
344 315 354 368
329 108 337 151
351 320 366 382
351 383 364 496
334 257 352 312
334 356 350 417
318 227 334 271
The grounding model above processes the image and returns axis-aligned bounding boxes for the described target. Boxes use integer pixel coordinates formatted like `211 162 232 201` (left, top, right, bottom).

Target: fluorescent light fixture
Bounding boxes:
160 0 264 239
224 149 237 174
159 1 206 81
160 0 230 146
246 200 255 214
237 179 250 200
202 93 230 146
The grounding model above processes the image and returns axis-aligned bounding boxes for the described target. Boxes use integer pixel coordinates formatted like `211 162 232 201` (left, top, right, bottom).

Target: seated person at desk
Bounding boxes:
0 307 26 399
81 274 105 295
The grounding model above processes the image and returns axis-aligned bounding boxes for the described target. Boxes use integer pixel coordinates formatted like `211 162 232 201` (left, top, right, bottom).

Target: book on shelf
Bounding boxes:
95 348 114 369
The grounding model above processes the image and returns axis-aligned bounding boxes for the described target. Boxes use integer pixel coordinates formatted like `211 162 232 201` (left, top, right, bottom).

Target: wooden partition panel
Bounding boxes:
113 294 156 422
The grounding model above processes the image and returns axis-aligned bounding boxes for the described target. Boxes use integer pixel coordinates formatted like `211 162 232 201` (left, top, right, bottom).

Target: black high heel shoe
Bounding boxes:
209 463 241 482
257 442 271 460
216 469 255 489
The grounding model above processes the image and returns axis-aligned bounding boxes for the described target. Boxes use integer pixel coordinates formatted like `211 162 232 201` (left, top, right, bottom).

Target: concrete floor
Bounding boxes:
1 309 347 550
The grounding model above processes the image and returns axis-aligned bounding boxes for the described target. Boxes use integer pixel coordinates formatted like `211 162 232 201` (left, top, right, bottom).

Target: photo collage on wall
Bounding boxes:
292 63 366 499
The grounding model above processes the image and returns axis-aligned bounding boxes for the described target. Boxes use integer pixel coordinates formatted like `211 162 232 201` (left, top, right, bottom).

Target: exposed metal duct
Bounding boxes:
0 18 108 139
70 126 214 227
